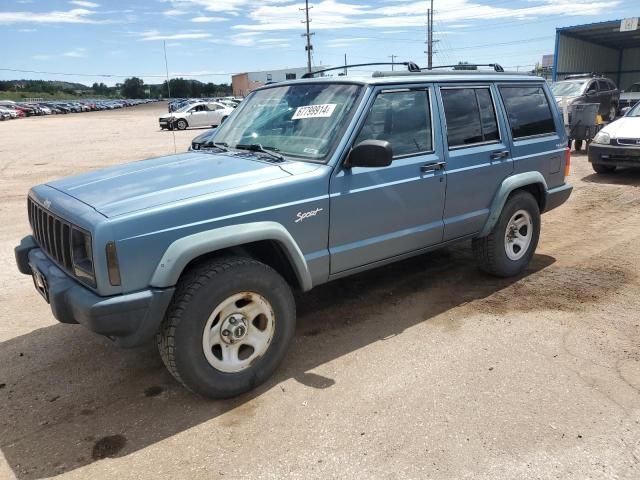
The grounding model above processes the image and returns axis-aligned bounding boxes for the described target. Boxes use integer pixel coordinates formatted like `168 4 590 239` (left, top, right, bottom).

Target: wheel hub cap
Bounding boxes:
504 209 533 261
202 292 275 373
220 315 248 344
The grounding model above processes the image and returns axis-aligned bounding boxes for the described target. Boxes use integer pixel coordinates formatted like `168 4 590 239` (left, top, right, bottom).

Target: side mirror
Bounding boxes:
346 140 393 168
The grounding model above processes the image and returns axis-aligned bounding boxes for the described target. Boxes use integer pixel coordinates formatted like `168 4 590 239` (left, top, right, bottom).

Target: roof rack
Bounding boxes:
302 62 421 78
421 63 505 73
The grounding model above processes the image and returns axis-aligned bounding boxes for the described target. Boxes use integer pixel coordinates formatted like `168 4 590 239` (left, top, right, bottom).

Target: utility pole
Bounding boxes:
388 54 397 71
300 0 314 74
425 0 437 69
344 53 348 76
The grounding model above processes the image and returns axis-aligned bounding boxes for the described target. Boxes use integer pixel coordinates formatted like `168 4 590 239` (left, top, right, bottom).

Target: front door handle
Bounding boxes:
420 161 446 173
490 150 510 160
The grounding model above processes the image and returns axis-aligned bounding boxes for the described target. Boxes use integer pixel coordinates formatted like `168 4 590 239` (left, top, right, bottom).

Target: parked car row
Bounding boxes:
0 98 159 121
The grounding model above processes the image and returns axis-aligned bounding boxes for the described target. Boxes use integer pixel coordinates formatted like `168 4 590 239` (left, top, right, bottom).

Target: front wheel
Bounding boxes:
175 119 188 130
592 163 616 174
157 257 296 399
472 191 541 277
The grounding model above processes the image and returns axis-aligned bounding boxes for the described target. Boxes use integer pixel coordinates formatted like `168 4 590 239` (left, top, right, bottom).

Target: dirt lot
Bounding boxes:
1 104 640 480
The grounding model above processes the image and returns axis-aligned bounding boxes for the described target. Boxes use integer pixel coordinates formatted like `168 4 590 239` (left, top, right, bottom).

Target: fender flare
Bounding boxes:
150 221 313 291
478 172 548 237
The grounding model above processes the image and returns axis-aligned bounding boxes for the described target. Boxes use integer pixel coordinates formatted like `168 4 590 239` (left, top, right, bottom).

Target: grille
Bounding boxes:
28 197 73 271
617 138 640 146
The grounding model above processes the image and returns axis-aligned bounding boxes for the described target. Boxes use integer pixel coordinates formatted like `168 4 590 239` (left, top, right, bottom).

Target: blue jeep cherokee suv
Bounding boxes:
15 66 572 398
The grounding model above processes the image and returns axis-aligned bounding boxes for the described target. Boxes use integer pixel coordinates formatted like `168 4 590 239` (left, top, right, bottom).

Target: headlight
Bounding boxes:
592 132 611 145
71 226 95 286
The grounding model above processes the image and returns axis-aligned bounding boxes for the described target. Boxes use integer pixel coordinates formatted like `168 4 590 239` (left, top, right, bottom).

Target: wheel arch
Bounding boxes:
478 172 548 238
150 222 313 292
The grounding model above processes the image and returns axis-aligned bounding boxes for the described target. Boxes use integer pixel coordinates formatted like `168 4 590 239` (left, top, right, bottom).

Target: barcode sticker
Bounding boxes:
292 104 337 120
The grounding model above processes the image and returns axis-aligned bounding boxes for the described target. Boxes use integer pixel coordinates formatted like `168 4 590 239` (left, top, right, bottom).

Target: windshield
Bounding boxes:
212 83 363 162
628 103 640 117
551 81 585 97
176 103 195 113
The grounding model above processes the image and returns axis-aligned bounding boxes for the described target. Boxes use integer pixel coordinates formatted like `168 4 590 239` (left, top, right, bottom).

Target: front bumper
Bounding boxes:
588 143 640 168
15 236 174 348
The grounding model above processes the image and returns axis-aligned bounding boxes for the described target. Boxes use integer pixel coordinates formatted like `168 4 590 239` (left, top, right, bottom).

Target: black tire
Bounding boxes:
221 116 228 124
608 104 617 122
472 190 541 277
175 119 188 130
574 139 583 152
157 257 296 399
592 163 616 174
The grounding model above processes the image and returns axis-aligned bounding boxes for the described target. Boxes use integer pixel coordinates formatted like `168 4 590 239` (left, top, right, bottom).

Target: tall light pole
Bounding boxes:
301 0 314 74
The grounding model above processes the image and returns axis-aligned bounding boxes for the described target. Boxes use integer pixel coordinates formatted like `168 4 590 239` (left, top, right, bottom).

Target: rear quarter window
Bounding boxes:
499 86 556 139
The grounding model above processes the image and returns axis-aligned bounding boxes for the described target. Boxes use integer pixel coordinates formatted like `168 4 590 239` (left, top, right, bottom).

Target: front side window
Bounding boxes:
499 86 556 139
212 83 362 162
354 90 432 157
441 87 499 148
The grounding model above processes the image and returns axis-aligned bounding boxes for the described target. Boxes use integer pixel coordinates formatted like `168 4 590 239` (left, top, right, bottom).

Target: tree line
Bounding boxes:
0 77 232 99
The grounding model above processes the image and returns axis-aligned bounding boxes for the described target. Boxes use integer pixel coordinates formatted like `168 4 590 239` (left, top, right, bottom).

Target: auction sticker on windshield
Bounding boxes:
292 104 337 120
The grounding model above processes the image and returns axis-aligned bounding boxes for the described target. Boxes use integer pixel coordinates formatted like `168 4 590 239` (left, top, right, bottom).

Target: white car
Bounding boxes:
159 101 234 130
588 102 640 174
619 83 640 111
0 106 19 119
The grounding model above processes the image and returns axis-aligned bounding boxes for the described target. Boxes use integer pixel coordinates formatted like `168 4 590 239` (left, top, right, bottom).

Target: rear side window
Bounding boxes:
354 89 432 157
499 86 556 139
441 87 499 148
598 80 609 92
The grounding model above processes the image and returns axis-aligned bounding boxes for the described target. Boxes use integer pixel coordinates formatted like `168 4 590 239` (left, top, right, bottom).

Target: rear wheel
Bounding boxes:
157 257 296 399
592 163 616 174
473 191 541 277
608 104 617 122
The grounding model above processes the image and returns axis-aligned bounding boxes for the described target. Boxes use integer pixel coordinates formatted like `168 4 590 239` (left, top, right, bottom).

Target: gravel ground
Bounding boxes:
1 104 640 480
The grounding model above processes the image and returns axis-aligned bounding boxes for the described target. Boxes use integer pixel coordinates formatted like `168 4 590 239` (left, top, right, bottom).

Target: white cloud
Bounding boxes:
0 8 107 24
69 1 100 7
230 0 621 32
163 9 188 16
63 47 87 57
138 29 212 41
192 16 227 23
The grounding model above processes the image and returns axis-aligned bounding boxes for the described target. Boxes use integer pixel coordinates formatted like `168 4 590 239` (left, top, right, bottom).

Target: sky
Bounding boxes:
0 0 635 86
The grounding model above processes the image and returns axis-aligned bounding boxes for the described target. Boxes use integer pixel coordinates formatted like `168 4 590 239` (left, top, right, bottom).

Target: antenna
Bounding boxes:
163 40 176 154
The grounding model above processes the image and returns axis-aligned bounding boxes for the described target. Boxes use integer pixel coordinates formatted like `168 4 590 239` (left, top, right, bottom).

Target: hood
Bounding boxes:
47 152 294 217
602 116 640 138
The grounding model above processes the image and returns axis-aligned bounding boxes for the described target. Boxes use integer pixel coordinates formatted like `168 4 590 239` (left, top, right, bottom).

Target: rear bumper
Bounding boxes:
15 236 174 348
588 143 640 168
544 183 573 213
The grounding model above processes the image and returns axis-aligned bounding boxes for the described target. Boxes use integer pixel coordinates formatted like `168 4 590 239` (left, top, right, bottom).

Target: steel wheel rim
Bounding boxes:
504 209 533 261
202 292 275 373
609 105 616 121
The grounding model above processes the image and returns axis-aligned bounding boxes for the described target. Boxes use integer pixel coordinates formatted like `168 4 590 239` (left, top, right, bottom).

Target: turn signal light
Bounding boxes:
106 241 121 286
564 147 571 177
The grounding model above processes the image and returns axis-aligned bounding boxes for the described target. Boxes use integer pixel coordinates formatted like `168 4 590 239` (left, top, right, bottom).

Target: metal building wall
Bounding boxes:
555 35 619 80
620 47 640 89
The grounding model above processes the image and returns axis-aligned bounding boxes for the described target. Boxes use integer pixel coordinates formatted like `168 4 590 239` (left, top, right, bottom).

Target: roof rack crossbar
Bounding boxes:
302 61 421 78
421 63 505 73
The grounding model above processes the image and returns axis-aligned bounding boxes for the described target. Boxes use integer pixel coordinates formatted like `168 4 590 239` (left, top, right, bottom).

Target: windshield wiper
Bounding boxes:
235 143 285 162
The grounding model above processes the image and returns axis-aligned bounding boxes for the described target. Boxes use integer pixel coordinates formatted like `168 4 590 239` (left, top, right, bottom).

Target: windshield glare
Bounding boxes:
212 83 362 162
551 81 585 97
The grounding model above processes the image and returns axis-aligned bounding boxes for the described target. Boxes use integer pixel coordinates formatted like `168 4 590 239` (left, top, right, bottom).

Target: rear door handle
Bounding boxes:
490 150 510 160
420 161 446 173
